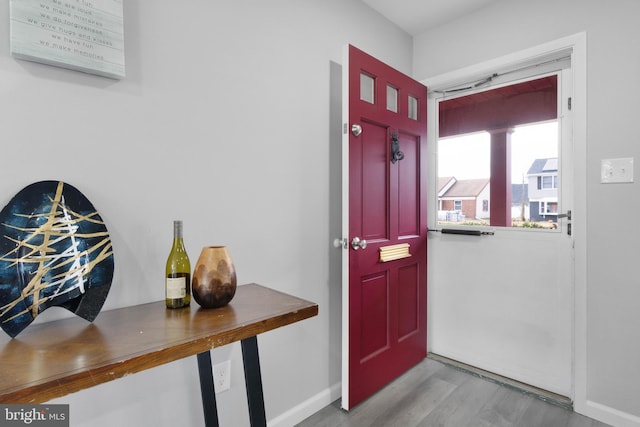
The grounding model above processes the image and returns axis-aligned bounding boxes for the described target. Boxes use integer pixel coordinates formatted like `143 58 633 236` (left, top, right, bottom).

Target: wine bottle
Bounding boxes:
165 220 191 309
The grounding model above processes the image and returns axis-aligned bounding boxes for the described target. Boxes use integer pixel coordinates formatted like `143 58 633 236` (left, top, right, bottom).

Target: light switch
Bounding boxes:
601 158 634 184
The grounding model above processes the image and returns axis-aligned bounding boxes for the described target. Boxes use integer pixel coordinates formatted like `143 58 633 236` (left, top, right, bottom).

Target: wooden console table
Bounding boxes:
0 283 318 427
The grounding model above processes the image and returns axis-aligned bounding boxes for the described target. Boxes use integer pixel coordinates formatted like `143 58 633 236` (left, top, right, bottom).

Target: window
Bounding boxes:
540 201 558 215
360 73 375 104
408 96 418 120
437 74 560 229
538 175 558 189
454 200 462 211
386 85 398 112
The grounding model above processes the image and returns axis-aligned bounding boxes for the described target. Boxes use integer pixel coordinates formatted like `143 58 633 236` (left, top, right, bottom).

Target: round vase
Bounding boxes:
192 246 237 309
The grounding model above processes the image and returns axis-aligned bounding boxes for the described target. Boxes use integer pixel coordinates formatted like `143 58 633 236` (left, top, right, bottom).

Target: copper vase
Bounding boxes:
191 246 237 308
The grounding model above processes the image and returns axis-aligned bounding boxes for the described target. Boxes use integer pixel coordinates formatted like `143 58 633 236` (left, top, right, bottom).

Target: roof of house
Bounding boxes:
438 176 457 197
527 158 558 175
438 176 456 192
441 178 489 198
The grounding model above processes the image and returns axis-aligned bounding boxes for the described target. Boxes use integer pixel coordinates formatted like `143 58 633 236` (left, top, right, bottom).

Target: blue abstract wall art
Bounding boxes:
0 181 114 338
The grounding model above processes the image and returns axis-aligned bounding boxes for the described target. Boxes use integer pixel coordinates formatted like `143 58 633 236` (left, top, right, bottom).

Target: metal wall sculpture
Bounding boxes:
0 181 114 338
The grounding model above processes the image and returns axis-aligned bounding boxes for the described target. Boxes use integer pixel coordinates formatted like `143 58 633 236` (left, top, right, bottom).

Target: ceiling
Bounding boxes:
362 0 500 35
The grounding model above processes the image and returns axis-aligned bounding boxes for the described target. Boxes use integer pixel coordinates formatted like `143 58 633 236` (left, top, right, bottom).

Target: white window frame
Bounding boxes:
541 175 558 189
539 201 559 215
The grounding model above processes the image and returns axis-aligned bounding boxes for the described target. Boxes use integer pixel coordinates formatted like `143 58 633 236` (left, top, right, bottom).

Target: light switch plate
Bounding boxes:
601 158 634 183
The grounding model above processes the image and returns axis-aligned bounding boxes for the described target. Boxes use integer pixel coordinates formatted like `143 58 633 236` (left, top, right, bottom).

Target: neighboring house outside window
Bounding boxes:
438 178 490 222
528 158 558 222
437 176 531 224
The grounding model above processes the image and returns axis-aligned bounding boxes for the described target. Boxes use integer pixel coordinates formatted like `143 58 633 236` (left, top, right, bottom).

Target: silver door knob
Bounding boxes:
351 124 362 136
333 238 348 249
351 237 367 250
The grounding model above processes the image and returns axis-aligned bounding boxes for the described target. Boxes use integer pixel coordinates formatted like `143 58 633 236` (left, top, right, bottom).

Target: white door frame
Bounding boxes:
422 32 587 413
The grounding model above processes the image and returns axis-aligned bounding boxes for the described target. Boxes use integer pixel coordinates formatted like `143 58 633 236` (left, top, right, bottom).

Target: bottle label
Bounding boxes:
166 277 186 299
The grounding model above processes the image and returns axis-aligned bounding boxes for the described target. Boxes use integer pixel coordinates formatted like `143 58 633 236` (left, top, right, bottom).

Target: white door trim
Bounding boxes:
422 32 587 413
340 44 351 409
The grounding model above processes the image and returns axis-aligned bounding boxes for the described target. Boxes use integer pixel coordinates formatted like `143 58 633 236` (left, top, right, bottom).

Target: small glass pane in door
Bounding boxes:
387 85 398 112
408 96 418 120
360 73 375 104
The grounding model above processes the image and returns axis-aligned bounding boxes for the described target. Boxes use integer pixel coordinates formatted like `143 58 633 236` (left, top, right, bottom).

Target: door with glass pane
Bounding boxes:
430 69 574 396
341 45 428 409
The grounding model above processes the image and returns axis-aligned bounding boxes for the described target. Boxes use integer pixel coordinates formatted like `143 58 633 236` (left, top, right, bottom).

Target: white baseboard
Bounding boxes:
576 400 640 427
267 382 342 427
266 381 640 427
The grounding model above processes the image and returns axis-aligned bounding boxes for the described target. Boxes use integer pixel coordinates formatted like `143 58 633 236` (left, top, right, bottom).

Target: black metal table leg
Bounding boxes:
241 336 267 427
197 351 220 427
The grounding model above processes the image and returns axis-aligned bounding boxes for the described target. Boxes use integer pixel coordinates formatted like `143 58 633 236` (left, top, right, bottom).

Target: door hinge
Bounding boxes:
568 97 572 111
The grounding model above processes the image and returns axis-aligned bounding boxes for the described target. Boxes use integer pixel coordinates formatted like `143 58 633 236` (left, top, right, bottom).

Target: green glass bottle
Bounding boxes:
165 220 191 309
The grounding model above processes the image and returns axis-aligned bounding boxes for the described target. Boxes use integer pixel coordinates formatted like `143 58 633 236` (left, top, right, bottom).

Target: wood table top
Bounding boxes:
0 283 318 403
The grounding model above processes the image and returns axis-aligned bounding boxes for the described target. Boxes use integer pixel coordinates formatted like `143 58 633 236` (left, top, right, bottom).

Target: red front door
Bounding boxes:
342 45 428 409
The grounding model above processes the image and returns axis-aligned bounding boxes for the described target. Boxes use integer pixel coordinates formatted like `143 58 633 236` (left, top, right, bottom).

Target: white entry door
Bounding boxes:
427 57 574 396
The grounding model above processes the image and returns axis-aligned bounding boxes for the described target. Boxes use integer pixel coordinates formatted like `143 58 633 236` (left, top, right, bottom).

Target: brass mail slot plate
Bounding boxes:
379 243 411 262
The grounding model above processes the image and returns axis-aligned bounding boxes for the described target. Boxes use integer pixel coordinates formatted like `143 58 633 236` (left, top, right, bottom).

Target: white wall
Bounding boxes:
415 1 640 425
476 185 490 220
0 1 412 426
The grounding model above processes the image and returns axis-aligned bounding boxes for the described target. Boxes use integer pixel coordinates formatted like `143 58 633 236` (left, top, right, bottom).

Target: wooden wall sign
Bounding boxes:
10 0 125 79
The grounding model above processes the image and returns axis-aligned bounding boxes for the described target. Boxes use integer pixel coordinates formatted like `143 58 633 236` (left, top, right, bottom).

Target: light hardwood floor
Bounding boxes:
296 357 610 427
